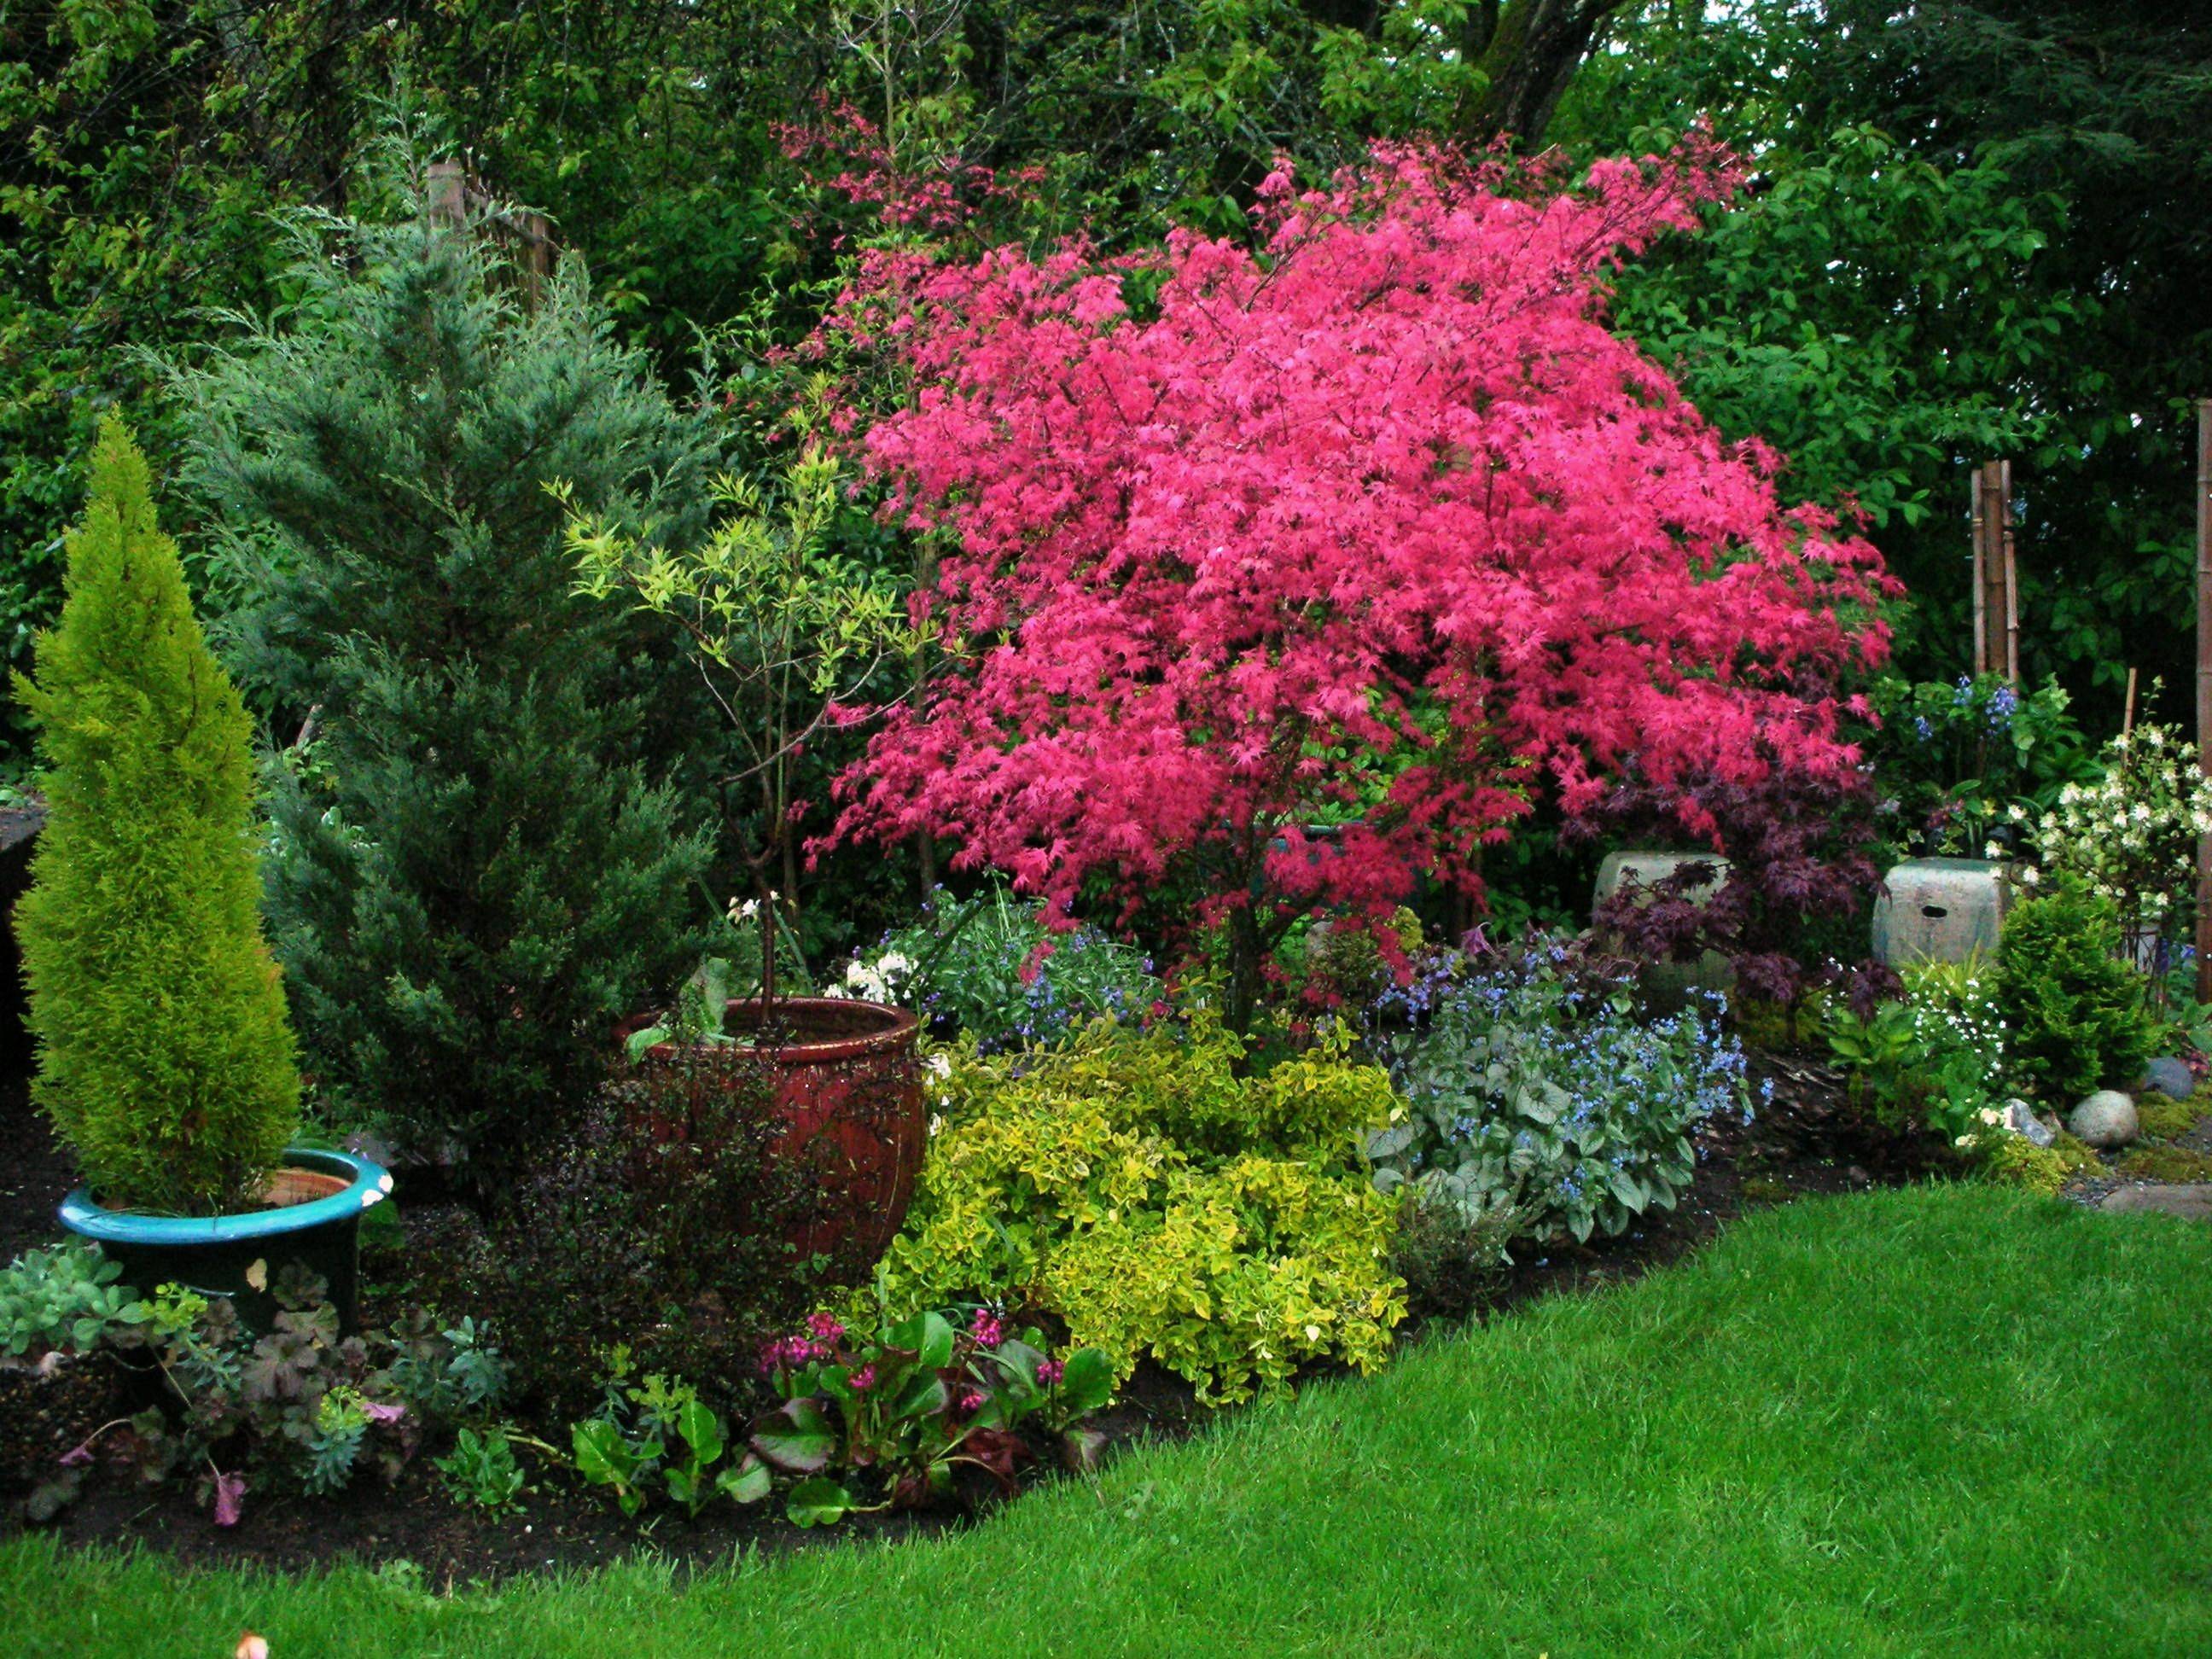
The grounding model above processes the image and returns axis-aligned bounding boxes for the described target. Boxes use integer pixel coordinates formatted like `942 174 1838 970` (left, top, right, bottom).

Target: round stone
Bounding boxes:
2139 1057 2197 1101
2068 1090 2139 1150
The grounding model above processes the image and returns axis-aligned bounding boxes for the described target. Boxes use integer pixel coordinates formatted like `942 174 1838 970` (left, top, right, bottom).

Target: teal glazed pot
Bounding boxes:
58 1148 393 1333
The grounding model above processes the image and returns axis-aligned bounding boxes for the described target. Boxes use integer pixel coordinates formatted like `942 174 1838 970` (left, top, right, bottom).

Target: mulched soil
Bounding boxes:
0 1044 1931 1584
0 1071 69 1268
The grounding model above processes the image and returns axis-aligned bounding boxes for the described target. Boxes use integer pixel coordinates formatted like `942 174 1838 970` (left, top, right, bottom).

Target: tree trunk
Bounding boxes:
1225 903 1266 1044
1457 0 1627 145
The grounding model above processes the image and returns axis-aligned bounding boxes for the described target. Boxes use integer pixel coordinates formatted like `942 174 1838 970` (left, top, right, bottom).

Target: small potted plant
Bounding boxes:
570 442 923 1267
19 420 388 1329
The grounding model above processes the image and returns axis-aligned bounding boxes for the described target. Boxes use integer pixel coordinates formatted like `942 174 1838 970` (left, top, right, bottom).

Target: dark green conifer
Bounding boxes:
178 186 714 1179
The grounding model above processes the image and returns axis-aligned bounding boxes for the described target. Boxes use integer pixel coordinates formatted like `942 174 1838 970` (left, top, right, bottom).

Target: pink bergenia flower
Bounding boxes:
958 1388 987 1414
761 1334 818 1376
969 1308 1004 1348
806 1312 847 1344
1037 1359 1064 1387
850 1364 877 1392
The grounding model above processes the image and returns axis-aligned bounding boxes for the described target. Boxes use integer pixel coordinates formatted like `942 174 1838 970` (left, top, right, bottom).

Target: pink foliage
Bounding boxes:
212 1469 246 1528
824 140 1894 995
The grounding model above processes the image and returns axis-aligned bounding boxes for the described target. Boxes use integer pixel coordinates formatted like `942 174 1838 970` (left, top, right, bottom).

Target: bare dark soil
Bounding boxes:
0 1045 1928 1583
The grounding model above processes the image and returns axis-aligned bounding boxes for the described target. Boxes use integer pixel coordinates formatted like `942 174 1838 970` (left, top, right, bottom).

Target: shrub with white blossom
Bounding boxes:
2009 719 2212 948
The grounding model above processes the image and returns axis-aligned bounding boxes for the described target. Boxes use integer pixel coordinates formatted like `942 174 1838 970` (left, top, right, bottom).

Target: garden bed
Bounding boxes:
0 1045 1936 1581
7 1185 2207 1656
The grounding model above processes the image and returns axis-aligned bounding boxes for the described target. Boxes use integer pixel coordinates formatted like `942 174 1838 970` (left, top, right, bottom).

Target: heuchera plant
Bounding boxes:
821 138 1893 1032
36 1266 498 1528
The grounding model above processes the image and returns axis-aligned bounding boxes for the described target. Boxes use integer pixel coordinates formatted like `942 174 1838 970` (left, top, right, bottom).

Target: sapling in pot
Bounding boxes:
571 443 928 1266
568 441 914 1020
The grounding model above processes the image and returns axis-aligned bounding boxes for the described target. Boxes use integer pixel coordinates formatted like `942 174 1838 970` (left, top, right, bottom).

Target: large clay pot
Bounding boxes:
623 998 925 1272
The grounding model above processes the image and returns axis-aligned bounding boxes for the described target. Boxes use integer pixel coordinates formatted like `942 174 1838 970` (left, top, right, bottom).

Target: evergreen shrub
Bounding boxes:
15 419 301 1213
177 189 715 1176
1994 881 2152 1100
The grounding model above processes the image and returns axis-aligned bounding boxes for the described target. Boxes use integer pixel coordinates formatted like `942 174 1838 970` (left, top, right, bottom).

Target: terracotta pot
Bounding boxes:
621 998 925 1272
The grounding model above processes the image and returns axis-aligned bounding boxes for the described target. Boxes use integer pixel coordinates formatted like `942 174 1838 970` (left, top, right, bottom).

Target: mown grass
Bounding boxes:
5 1184 2209 1657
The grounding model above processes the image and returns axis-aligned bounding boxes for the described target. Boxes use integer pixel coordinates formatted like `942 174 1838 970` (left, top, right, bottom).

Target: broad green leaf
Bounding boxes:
1057 1348 1116 1416
678 1398 725 1466
749 1396 835 1473
718 1455 771 1505
786 1476 854 1527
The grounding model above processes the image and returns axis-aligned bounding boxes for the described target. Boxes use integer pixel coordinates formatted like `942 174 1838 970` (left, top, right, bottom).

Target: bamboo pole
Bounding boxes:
1970 466 1989 675
2197 399 2212 1005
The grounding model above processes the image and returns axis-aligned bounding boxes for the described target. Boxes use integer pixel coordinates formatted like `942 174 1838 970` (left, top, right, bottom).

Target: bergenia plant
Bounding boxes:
748 1304 1111 1524
567 1360 771 1519
821 137 1894 1033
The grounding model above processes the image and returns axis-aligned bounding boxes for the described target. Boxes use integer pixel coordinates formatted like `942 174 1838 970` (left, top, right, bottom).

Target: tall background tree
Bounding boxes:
9 0 2206 766
1560 0 2212 715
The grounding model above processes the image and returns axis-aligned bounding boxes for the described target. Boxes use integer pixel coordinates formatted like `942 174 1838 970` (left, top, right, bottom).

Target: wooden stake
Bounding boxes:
2000 459 2020 684
2196 399 2212 1005
1969 459 2017 681
2125 667 2139 736
427 160 467 234
515 209 553 306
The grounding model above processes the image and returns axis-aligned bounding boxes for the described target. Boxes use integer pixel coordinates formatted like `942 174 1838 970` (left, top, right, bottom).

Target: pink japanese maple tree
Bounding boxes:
825 141 1895 1032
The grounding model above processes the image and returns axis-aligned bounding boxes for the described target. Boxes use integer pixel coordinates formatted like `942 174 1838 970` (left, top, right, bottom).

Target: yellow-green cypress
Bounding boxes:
15 416 301 1214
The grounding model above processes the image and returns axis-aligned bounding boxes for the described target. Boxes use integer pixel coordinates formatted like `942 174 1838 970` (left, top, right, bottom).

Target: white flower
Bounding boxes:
926 1051 952 1080
877 951 914 978
730 897 760 923
928 1113 945 1138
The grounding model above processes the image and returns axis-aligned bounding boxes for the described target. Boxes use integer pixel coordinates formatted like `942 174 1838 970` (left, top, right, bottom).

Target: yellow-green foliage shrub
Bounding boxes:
16 420 300 1212
876 1021 1406 1404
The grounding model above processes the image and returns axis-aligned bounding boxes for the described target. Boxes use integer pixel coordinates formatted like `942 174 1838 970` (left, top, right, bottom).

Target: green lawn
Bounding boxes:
5 1185 2209 1657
